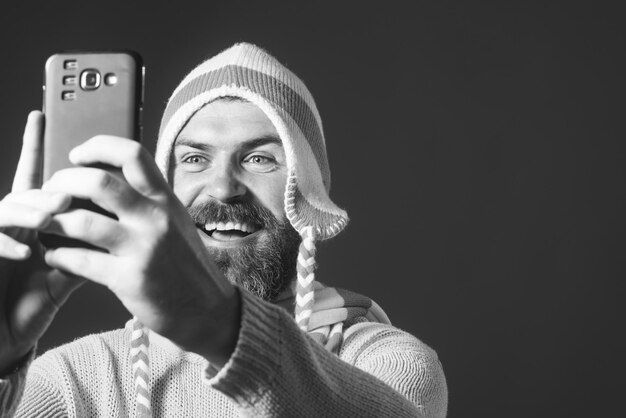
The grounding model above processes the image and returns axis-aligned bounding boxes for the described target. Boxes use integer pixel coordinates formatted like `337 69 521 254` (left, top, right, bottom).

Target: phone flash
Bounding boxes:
63 60 78 70
62 91 77 101
104 73 118 86
63 76 77 85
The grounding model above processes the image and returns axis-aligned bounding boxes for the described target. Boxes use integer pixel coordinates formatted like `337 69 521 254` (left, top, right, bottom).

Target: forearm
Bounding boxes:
206 290 447 417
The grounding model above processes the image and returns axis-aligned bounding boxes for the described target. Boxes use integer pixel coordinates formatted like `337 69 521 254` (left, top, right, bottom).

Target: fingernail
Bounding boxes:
16 244 31 258
68 147 80 162
53 192 71 208
37 213 52 229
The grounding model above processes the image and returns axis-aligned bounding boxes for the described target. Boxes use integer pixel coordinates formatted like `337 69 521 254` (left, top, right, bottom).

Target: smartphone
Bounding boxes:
41 51 144 248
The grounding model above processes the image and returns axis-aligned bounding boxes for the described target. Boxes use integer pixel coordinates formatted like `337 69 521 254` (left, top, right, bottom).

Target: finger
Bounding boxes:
4 190 72 214
0 201 52 229
44 247 114 287
12 111 45 192
42 209 129 253
69 136 168 199
42 167 148 217
46 268 85 308
0 233 32 260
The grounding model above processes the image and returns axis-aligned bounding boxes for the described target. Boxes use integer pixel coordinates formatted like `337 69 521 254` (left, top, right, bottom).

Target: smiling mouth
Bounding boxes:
199 221 261 242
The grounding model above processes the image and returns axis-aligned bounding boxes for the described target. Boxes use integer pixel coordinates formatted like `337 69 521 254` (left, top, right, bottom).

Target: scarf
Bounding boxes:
275 282 391 354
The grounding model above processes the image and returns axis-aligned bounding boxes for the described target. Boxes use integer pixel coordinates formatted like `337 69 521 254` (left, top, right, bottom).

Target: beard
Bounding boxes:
187 200 301 301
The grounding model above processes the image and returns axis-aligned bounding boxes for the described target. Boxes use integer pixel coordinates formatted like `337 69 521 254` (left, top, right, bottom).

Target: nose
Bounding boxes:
206 162 246 203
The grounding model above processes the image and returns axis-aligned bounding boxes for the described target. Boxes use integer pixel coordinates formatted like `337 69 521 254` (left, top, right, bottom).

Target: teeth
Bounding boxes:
239 223 254 233
203 221 257 233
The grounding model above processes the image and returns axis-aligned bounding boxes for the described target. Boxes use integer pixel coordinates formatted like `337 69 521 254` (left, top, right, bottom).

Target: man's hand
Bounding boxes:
41 136 240 367
0 111 82 375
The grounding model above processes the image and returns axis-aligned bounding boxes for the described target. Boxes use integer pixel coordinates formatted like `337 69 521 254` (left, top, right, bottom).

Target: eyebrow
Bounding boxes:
175 135 282 151
242 135 282 150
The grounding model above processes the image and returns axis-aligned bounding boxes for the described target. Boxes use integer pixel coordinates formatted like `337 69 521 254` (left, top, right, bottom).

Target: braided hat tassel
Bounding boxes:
130 318 151 418
295 226 317 331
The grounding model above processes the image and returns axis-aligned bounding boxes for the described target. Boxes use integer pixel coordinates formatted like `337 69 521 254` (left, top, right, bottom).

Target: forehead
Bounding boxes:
175 99 280 148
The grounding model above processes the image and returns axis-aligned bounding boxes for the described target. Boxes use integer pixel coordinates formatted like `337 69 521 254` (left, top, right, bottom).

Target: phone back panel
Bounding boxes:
43 51 143 181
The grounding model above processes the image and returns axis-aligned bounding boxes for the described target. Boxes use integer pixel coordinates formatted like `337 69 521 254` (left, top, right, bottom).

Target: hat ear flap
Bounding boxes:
286 176 348 241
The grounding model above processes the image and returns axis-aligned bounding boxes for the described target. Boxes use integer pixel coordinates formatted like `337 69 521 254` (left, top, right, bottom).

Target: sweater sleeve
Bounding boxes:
12 373 68 418
0 350 68 418
205 290 448 418
0 350 34 417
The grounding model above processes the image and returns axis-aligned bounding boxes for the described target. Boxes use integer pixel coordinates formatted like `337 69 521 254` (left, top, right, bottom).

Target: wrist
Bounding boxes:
193 287 242 368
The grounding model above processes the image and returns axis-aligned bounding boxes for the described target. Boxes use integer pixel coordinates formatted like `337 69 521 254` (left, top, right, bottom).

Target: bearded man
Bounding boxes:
0 43 448 417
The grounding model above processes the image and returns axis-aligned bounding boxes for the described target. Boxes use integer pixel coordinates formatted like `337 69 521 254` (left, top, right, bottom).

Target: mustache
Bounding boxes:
187 200 279 229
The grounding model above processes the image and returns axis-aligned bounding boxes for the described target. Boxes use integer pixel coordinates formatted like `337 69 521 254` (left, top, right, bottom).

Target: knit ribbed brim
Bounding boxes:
156 43 348 240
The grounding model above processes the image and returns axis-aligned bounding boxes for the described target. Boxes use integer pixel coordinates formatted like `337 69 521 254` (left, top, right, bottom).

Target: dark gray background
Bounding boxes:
1 1 623 417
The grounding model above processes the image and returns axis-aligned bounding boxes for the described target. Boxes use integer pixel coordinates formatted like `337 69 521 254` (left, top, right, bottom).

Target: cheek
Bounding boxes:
248 175 287 221
171 171 201 207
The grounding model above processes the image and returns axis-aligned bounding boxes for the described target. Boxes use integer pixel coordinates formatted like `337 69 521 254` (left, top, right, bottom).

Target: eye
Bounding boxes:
248 155 270 164
242 154 278 172
178 154 210 172
182 155 207 164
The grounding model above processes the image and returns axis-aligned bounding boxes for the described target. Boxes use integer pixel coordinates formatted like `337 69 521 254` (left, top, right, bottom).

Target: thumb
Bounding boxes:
12 111 45 192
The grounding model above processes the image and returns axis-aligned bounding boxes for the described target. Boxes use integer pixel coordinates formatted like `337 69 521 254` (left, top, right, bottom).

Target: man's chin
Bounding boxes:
192 211 301 301
195 230 275 300
187 200 300 301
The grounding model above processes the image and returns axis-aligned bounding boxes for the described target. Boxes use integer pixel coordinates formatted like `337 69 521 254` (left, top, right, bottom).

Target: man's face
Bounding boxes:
171 99 300 301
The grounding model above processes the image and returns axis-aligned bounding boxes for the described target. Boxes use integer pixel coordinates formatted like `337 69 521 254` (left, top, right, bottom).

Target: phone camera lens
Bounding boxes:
80 69 101 91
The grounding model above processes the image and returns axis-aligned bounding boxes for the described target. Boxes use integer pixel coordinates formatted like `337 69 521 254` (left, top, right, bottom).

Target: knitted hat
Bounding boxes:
131 43 349 417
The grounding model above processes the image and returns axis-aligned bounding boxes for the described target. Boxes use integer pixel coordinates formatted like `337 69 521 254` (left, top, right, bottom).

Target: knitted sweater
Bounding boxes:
0 289 448 417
